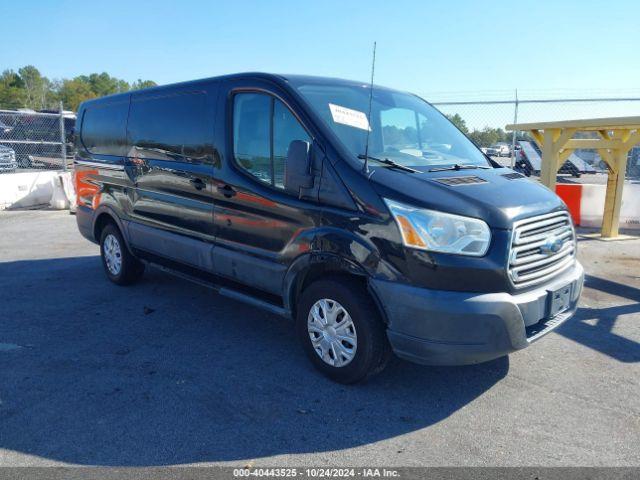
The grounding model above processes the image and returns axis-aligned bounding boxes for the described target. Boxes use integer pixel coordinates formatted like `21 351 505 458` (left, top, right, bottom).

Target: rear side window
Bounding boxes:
233 93 310 189
127 91 208 162
81 100 129 156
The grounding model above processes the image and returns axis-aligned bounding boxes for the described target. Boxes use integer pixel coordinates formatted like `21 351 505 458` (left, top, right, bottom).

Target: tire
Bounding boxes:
99 223 145 286
296 277 391 384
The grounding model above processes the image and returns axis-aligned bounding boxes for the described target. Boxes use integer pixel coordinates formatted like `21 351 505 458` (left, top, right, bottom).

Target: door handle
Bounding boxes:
190 178 206 190
217 184 237 198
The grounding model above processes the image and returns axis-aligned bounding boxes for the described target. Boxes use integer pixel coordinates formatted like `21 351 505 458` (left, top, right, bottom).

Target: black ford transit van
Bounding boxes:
74 73 583 383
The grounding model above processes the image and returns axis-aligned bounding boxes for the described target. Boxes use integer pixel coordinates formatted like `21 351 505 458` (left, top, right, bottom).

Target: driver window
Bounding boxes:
233 93 310 189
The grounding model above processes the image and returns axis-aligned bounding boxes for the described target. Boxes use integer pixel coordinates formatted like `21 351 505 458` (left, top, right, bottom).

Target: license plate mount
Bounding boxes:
548 283 572 317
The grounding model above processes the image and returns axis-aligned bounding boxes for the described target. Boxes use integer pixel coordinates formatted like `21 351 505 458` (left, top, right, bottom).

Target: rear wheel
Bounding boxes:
99 223 144 285
296 277 391 384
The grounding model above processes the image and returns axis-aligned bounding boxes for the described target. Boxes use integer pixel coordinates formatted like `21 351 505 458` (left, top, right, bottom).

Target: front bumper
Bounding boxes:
370 261 584 366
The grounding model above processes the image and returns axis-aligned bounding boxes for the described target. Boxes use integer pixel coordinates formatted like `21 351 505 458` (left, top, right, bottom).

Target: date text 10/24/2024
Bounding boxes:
233 468 400 478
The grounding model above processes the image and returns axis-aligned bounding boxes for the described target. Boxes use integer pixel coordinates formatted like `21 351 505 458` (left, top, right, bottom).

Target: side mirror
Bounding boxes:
284 140 314 195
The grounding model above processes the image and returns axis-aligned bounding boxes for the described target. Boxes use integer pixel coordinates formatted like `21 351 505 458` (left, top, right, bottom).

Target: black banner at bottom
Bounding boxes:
0 467 638 480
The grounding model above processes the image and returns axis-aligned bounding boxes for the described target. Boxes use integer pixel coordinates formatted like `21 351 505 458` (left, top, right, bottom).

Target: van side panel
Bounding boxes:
128 222 216 272
208 78 326 294
74 74 399 305
125 82 219 244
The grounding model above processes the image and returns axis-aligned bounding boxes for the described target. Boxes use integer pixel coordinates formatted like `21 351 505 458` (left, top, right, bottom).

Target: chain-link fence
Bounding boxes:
0 103 75 174
432 97 640 180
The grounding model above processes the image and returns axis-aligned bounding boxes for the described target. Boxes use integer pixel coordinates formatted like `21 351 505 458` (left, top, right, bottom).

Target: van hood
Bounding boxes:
370 166 567 229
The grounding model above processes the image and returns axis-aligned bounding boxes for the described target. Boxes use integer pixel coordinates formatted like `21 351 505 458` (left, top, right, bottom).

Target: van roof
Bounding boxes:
79 72 402 108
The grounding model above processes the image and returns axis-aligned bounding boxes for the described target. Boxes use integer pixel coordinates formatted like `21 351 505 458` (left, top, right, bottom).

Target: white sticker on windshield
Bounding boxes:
328 103 371 131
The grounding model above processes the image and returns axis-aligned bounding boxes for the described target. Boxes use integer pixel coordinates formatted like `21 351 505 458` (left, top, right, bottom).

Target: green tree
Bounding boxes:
58 78 97 111
0 66 160 111
78 72 130 97
467 127 500 147
18 65 53 110
445 113 469 134
442 113 532 148
0 70 27 109
131 79 157 90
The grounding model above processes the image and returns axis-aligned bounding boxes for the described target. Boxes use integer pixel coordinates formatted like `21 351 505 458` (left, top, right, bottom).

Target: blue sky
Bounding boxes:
2 0 639 101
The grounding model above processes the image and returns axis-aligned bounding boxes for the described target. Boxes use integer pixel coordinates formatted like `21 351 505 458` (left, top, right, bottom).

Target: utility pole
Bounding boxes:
510 89 519 169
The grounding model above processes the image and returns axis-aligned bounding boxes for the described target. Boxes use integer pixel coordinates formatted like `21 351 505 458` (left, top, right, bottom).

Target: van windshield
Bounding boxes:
294 82 489 169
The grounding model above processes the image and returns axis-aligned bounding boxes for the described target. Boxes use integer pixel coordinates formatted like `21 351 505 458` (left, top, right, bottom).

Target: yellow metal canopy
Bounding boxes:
506 116 640 238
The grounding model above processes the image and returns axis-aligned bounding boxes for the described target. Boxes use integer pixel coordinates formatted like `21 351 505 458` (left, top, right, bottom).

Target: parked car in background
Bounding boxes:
485 145 500 156
0 145 17 172
38 109 77 141
0 111 76 168
39 109 77 161
0 120 13 134
491 143 511 157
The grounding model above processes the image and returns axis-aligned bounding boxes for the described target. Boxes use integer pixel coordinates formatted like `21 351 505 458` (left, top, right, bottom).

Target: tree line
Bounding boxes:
0 65 156 112
446 113 530 147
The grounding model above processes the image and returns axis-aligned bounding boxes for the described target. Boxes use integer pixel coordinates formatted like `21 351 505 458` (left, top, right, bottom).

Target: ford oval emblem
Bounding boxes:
540 235 563 255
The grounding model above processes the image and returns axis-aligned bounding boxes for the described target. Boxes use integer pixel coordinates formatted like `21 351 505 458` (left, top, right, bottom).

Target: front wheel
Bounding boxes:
296 277 391 384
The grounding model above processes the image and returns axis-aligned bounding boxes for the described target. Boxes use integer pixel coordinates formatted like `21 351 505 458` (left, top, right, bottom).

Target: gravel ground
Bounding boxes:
0 210 638 467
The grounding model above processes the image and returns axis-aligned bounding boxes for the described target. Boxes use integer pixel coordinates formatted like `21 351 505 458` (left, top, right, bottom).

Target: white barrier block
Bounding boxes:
580 183 640 229
60 172 76 213
0 171 59 210
580 184 606 228
620 183 640 229
50 174 70 210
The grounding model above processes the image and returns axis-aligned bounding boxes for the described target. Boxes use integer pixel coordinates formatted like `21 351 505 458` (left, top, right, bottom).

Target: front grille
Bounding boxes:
0 152 14 164
508 211 576 288
434 176 488 186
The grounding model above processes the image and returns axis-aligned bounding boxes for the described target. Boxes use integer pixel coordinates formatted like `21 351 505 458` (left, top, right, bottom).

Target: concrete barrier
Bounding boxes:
581 183 640 229
556 182 640 229
0 171 73 210
50 172 76 210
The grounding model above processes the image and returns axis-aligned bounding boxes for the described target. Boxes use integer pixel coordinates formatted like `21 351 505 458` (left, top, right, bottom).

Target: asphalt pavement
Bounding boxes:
0 210 638 467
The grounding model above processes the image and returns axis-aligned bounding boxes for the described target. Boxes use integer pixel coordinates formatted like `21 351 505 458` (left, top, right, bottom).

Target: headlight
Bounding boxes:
384 199 491 256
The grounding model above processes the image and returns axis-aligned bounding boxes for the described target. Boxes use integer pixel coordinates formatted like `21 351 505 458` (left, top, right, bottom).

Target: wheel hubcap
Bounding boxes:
307 298 357 367
103 234 122 276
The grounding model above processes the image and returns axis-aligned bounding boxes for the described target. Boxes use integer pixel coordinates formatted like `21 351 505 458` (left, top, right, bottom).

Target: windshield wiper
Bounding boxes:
357 154 419 173
429 163 492 172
